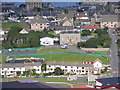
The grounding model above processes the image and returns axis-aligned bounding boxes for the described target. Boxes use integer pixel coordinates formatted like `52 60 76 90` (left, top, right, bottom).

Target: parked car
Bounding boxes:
13 76 19 78
86 50 93 53
61 45 69 49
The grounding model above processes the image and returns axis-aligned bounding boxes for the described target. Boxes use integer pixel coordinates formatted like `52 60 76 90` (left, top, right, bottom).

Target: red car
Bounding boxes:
12 50 14 52
26 49 29 51
13 76 19 78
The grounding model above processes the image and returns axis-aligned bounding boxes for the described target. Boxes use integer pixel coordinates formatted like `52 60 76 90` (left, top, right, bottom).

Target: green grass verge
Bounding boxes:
93 51 109 54
10 53 109 64
2 22 28 29
37 49 68 53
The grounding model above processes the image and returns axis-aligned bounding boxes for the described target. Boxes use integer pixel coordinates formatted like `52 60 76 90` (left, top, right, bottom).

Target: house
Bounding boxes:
91 13 120 28
59 17 73 27
0 29 5 41
57 13 74 27
90 13 102 26
0 58 104 77
19 29 29 34
30 15 49 31
99 15 119 28
40 37 54 46
60 31 81 45
75 13 89 20
95 77 120 89
93 59 102 74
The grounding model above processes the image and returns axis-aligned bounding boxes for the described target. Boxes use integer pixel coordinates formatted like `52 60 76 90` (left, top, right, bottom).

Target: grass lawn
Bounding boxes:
103 71 111 74
2 77 70 82
93 51 109 54
10 53 109 64
72 84 87 87
2 22 29 29
37 49 68 53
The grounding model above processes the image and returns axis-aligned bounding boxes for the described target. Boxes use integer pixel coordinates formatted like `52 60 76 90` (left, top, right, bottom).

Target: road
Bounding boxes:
109 29 119 77
4 49 37 56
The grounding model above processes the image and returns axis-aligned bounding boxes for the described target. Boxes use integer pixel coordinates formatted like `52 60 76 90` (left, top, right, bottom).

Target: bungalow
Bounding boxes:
40 37 54 46
40 37 59 46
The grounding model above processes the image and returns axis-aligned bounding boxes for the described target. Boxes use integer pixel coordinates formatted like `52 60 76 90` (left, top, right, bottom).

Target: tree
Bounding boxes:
41 63 47 73
117 39 120 48
19 4 26 10
81 30 91 36
23 70 30 77
16 71 21 76
31 69 36 76
54 67 64 75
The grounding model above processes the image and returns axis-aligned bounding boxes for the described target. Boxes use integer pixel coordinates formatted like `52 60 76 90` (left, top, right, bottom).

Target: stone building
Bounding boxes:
25 0 42 11
60 31 81 45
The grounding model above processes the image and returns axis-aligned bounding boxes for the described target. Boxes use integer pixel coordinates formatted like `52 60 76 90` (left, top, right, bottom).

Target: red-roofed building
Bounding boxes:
5 28 11 30
66 85 97 90
84 26 100 30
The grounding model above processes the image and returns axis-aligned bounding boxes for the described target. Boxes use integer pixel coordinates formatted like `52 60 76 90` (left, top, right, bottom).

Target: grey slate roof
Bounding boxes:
30 15 49 24
51 26 74 30
1 61 93 68
57 13 74 19
47 62 93 67
99 15 119 22
60 31 80 34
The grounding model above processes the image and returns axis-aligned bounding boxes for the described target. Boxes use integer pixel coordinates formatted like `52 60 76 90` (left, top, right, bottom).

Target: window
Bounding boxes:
2 71 4 73
82 67 84 69
11 71 13 73
49 65 51 67
13 68 15 70
77 67 79 69
86 71 88 72
65 66 67 68
2 68 3 70
71 66 73 68
82 70 84 72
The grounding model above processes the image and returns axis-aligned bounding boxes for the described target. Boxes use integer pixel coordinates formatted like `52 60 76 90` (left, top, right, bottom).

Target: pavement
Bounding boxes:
109 29 119 77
